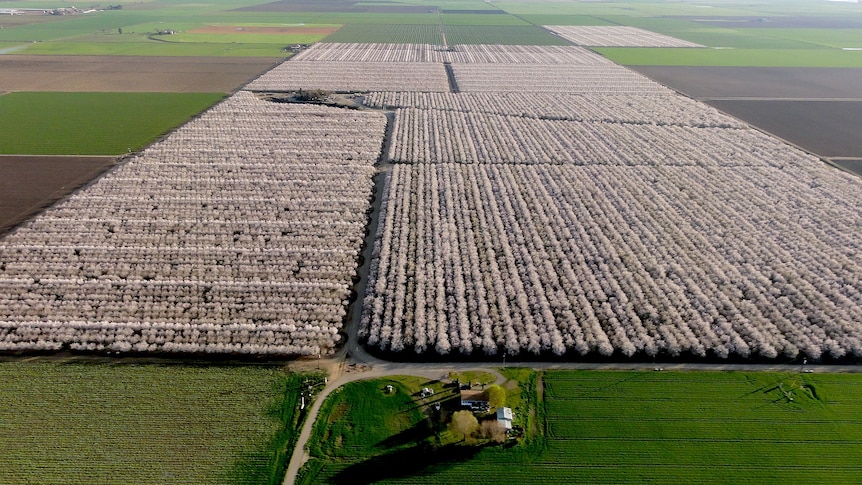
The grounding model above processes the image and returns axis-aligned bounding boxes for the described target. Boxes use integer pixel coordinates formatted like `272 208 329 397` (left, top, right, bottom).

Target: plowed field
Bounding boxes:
0 155 114 236
0 55 279 92
631 66 862 99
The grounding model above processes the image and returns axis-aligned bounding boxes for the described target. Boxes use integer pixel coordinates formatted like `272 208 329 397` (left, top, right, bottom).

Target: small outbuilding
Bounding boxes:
496 407 513 430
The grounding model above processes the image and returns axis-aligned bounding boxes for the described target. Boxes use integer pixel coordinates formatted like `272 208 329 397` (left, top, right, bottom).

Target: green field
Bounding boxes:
320 22 570 45
439 13 529 26
300 370 862 484
321 24 442 44
0 92 224 155
538 371 862 483
0 361 318 485
444 25 570 46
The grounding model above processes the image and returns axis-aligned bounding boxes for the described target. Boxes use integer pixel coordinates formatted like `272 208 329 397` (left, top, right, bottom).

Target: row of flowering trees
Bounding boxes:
386 106 805 167
361 163 862 358
0 92 387 355
294 43 443 62
245 61 450 92
352 42 862 360
544 25 704 48
294 42 612 64
365 92 745 128
450 63 672 93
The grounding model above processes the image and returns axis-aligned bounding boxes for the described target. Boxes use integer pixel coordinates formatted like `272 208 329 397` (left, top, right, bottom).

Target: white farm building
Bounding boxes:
496 407 513 430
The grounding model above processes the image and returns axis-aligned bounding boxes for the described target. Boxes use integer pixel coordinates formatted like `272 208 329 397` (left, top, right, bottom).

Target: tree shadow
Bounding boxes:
375 420 432 450
401 393 459 414
331 443 486 485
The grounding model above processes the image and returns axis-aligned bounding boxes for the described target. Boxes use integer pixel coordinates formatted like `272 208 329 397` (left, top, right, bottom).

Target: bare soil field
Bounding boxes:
667 16 862 29
631 66 862 99
705 100 862 159
0 56 280 93
0 156 114 236
235 0 430 13
189 25 340 35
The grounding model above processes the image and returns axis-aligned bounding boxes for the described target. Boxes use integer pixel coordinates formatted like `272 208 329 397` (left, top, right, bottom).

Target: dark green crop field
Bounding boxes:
0 92 224 155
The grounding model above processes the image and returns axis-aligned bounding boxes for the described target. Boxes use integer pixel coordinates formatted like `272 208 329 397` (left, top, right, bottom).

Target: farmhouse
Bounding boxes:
496 407 514 431
460 389 490 412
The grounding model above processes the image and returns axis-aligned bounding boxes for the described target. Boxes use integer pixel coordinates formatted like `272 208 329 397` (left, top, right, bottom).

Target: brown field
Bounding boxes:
631 66 862 99
833 159 862 178
632 66 862 171
705 100 862 159
190 25 340 35
0 156 115 236
0 55 280 92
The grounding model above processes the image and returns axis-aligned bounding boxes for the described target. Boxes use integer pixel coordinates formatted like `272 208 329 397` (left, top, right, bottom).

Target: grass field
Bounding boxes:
539 371 862 483
0 361 317 485
0 92 224 155
299 370 862 484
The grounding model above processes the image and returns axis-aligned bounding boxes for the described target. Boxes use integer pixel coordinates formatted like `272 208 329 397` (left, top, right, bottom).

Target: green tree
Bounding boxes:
449 410 479 443
486 384 506 408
